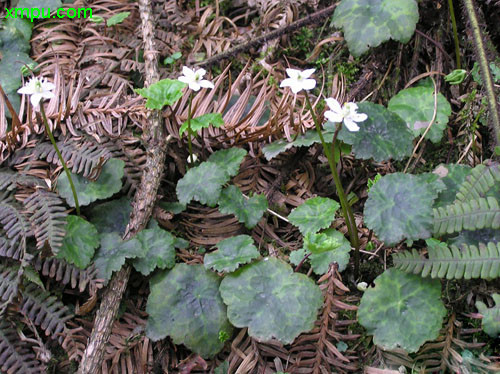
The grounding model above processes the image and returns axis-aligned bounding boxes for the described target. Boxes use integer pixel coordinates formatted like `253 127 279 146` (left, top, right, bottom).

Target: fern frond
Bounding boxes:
33 256 104 296
0 194 32 260
24 190 67 253
455 162 500 202
393 242 500 279
21 283 73 343
0 262 21 315
33 139 111 179
0 169 45 192
433 197 500 235
0 319 44 374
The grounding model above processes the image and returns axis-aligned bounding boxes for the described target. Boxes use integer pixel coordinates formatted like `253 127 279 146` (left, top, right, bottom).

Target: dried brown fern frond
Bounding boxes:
33 256 104 296
0 318 45 374
24 189 67 254
0 261 21 316
0 193 32 260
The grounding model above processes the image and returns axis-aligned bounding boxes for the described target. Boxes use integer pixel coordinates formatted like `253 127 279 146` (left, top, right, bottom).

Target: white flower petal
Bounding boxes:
344 118 360 132
178 76 190 84
347 102 359 112
290 84 303 94
280 78 295 88
182 66 195 77
41 91 55 100
350 112 368 122
301 78 316 91
325 98 342 114
285 68 300 79
199 79 214 89
30 93 43 107
189 81 201 91
301 68 316 79
17 85 33 95
195 68 206 78
324 110 343 123
41 81 55 91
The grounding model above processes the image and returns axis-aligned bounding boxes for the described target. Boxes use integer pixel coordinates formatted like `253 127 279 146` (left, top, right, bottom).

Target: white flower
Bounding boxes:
280 68 316 94
17 77 55 108
187 154 198 163
324 98 367 132
356 281 368 291
178 66 214 92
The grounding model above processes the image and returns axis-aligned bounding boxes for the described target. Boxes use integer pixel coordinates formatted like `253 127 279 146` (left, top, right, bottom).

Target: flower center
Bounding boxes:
34 80 43 93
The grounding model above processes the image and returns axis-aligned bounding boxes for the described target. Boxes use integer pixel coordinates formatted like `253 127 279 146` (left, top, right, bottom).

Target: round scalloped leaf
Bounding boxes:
218 186 268 229
307 229 351 274
358 268 446 353
93 233 146 281
89 197 132 235
135 78 186 109
207 148 247 179
364 173 441 245
179 113 224 136
176 162 229 207
204 235 259 273
146 264 233 357
57 158 124 207
332 0 418 57
288 197 340 235
432 164 471 208
262 140 294 161
132 226 177 276
0 17 33 52
337 102 413 162
57 216 99 269
219 257 323 344
388 86 452 143
476 294 500 338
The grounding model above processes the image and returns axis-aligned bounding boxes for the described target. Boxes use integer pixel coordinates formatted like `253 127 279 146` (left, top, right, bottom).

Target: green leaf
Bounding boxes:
288 197 339 235
432 164 471 208
476 294 500 338
93 233 146 281
0 51 34 114
388 86 452 143
220 257 323 344
207 148 247 179
158 201 186 214
358 268 446 353
204 235 260 273
292 229 351 274
146 264 233 357
364 173 442 245
89 15 104 23
0 17 33 53
176 162 229 207
332 0 419 57
132 226 177 276
89 197 132 235
337 102 413 162
57 158 124 207
262 130 336 161
218 186 268 229
57 216 99 269
23 265 44 290
262 140 293 161
135 79 186 110
106 11 130 26
179 113 224 136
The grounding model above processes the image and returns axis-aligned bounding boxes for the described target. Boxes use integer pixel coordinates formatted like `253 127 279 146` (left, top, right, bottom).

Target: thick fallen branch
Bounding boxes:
77 0 165 372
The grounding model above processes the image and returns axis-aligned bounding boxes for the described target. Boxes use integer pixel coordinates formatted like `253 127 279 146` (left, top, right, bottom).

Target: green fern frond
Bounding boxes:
0 194 32 260
34 139 111 179
21 283 73 344
0 319 44 374
24 190 67 253
455 162 500 202
433 197 500 235
393 242 500 279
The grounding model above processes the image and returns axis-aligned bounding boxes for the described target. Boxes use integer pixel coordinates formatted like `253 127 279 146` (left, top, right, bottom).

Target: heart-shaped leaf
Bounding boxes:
146 264 233 357
218 186 268 229
388 86 452 143
204 235 260 273
476 294 500 338
337 102 414 162
290 229 351 274
262 130 336 161
93 233 145 281
207 148 247 179
358 268 446 352
89 197 132 235
364 173 442 245
332 0 419 56
288 197 339 235
179 113 224 136
57 158 125 207
176 162 229 207
132 226 177 276
57 216 99 269
135 79 186 109
220 257 322 344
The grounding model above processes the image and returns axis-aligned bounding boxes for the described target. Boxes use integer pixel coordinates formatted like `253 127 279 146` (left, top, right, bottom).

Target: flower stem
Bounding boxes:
187 92 194 167
40 104 80 216
304 92 360 275
448 0 461 69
